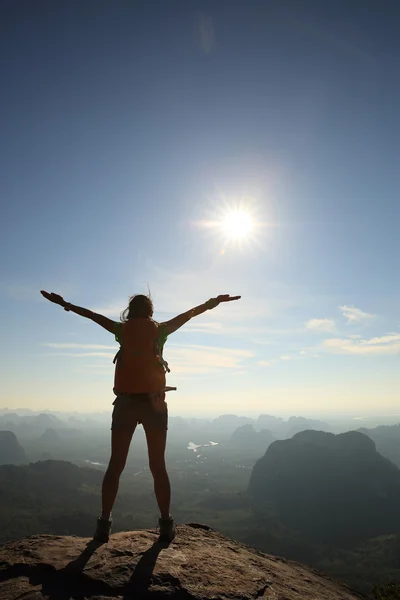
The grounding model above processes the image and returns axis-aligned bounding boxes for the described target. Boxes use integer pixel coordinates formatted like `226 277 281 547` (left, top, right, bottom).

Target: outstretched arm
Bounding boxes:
162 294 241 336
40 291 117 335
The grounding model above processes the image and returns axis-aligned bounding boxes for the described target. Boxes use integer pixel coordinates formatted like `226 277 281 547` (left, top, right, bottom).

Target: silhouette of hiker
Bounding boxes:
41 289 240 543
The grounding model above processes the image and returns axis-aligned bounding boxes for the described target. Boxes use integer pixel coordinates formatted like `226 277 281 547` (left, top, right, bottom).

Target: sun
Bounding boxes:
195 195 267 252
221 210 254 240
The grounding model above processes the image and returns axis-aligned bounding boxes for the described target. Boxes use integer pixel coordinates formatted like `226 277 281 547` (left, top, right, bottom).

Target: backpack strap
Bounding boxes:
156 324 170 373
113 322 123 364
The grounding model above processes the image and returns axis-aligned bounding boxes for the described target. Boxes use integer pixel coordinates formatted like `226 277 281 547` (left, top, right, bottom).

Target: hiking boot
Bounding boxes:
93 517 112 543
158 516 176 543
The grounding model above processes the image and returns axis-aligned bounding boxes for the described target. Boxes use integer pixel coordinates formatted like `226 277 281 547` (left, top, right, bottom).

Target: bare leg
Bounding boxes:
101 428 133 520
144 426 171 519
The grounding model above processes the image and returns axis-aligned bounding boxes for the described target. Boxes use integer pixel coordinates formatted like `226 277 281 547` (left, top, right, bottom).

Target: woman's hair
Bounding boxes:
121 294 154 321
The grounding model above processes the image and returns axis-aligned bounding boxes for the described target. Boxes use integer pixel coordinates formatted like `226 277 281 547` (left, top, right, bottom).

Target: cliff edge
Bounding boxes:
0 523 368 599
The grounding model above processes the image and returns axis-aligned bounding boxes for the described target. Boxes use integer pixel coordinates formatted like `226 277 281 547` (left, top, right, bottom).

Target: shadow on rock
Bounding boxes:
27 537 168 599
30 540 105 600
123 539 169 599
63 539 104 574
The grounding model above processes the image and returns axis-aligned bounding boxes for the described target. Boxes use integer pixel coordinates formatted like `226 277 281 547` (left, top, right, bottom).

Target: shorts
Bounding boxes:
111 392 168 433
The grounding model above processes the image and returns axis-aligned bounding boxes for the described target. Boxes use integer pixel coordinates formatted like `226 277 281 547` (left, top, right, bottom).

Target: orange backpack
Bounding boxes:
113 319 169 394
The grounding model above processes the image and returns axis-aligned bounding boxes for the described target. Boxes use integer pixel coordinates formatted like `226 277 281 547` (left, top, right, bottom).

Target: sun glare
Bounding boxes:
222 210 254 240
196 195 266 252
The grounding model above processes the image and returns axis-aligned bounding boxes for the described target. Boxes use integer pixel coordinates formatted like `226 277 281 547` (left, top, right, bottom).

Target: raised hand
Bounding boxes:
207 294 241 309
40 290 66 307
215 294 241 304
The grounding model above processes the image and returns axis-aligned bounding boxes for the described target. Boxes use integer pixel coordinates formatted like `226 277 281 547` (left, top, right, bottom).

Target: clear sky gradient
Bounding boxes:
1 0 399 416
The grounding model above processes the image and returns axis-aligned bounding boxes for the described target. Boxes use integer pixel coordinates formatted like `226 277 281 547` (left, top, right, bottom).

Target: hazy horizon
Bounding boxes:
1 1 398 415
3 405 400 426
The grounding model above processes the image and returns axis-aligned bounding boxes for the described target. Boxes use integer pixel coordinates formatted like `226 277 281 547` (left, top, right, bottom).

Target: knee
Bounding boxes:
107 456 126 476
149 460 167 478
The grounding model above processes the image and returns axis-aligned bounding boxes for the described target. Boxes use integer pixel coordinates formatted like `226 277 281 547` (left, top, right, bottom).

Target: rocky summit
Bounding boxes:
0 523 367 599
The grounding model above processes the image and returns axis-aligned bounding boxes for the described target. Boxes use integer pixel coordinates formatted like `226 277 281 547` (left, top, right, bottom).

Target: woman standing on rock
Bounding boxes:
40 290 240 543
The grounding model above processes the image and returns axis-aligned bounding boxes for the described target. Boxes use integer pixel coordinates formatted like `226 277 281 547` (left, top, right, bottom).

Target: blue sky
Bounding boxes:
1 0 399 416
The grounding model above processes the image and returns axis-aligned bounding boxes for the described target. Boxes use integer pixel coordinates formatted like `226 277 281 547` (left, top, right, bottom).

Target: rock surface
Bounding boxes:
0 523 368 599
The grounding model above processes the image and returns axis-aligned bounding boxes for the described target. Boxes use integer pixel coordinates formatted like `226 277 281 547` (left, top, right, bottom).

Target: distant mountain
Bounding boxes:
0 460 102 502
0 409 39 416
39 428 62 444
0 431 28 465
248 430 400 545
0 460 104 542
255 415 331 438
209 414 254 438
0 413 67 441
358 423 400 468
36 413 66 426
285 416 331 438
256 414 285 432
229 424 275 452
